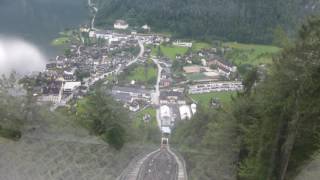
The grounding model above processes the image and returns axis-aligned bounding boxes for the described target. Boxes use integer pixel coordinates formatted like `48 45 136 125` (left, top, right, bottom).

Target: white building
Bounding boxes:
63 82 81 94
201 59 207 66
161 127 171 134
173 40 193 48
160 105 171 118
95 31 112 40
80 27 90 33
129 101 140 112
189 81 243 94
160 105 172 126
89 31 96 38
159 91 186 105
179 105 192 120
114 20 129 30
191 103 197 115
39 95 61 104
142 24 151 31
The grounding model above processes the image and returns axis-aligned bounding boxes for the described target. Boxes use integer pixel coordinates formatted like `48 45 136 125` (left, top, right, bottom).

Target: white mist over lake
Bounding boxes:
0 37 46 75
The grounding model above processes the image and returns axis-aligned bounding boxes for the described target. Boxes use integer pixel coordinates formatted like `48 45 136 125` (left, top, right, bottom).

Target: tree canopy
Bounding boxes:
76 88 130 150
96 0 319 43
172 17 320 180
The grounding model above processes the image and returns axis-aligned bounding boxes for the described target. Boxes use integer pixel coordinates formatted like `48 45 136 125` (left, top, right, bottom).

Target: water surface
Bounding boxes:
0 0 88 58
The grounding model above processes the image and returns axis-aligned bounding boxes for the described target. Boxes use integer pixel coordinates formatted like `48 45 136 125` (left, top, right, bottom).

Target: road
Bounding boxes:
151 57 162 104
126 40 144 67
151 57 163 127
137 149 178 180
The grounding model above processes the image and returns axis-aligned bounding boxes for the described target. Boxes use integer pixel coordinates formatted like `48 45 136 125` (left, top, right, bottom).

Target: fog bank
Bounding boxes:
0 37 46 76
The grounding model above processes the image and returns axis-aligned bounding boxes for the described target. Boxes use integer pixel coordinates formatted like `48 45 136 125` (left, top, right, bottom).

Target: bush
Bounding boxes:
105 124 126 150
0 127 21 141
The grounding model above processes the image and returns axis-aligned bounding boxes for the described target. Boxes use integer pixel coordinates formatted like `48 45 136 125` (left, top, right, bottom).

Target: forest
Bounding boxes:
96 0 320 43
171 17 320 180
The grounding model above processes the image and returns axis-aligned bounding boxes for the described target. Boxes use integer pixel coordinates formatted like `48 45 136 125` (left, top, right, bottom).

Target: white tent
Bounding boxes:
179 105 192 120
191 103 197 114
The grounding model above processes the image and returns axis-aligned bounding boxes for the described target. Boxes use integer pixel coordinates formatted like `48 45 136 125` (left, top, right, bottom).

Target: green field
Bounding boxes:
152 45 189 60
126 64 157 84
186 73 208 81
133 107 157 129
224 42 280 66
132 107 160 143
190 91 236 107
59 30 73 36
51 37 70 46
192 42 211 51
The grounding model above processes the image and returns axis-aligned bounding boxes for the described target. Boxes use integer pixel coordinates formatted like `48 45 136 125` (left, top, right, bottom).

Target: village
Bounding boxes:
31 19 243 134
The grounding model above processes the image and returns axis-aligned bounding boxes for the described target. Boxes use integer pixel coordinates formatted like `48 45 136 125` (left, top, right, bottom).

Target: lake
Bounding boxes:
0 0 88 58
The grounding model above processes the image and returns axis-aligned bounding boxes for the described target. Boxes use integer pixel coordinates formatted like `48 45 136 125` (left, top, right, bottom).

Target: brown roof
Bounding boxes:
183 65 201 73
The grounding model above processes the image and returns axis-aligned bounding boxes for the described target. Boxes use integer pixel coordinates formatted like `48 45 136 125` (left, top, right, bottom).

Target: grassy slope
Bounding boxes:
152 45 189 60
190 91 236 108
51 30 75 46
126 65 157 83
132 107 160 144
133 107 157 129
51 37 69 46
224 42 280 66
192 42 211 52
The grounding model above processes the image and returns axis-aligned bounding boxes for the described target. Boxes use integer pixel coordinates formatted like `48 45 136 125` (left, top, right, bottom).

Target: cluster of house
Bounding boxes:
37 29 149 107
110 84 197 133
111 86 152 112
89 30 167 47
160 67 173 88
30 19 244 134
157 59 173 88
180 49 238 81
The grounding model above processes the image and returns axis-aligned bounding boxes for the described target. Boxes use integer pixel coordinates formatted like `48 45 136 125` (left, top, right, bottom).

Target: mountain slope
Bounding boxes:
96 0 320 43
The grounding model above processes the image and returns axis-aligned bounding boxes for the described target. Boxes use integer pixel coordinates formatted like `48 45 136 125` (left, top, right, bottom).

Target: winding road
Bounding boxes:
126 40 144 67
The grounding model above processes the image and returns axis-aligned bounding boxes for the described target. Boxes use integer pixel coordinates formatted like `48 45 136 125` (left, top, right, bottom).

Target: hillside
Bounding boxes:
171 17 320 180
95 0 320 43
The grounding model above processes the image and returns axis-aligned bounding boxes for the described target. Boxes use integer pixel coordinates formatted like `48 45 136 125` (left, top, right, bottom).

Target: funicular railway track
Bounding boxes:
118 137 187 180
